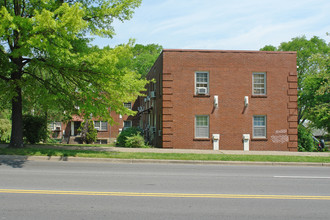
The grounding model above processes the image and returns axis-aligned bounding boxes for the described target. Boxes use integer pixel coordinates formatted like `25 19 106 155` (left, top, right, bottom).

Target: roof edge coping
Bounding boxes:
162 49 296 54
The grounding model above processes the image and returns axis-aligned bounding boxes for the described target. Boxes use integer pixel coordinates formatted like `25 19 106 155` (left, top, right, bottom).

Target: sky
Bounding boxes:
93 0 330 50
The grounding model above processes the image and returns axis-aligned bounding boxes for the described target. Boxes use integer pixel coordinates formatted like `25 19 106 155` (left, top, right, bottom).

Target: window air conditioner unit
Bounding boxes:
55 126 61 131
150 91 156 98
197 87 207 95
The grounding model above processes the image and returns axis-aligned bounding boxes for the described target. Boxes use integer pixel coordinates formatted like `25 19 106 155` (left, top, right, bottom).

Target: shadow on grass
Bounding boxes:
0 146 80 164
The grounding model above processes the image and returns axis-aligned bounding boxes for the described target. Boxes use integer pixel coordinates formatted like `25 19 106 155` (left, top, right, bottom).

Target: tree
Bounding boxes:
131 44 163 78
303 53 330 132
259 45 277 51
260 36 330 128
78 119 97 144
0 0 147 148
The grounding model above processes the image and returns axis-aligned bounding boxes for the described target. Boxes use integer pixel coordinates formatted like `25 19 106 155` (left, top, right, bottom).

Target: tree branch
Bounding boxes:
22 70 71 97
35 57 115 85
14 0 21 16
28 59 98 98
21 0 25 17
0 74 10 81
83 14 114 22
22 58 32 65
298 107 307 125
7 38 14 52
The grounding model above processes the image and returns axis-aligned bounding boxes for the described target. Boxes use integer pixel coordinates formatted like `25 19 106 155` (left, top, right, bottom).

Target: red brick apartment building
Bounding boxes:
49 104 135 144
136 49 298 151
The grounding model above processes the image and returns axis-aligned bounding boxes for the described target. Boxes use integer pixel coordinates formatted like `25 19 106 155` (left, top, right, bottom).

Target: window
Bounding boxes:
124 102 132 110
253 72 266 95
95 139 108 144
124 120 132 130
195 72 209 94
49 122 61 131
195 115 209 138
253 116 267 138
94 121 108 131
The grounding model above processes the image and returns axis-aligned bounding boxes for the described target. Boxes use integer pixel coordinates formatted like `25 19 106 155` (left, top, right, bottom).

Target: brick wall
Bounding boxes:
154 50 298 151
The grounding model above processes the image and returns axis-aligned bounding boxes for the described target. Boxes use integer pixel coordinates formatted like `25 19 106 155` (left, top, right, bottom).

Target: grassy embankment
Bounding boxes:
0 144 329 163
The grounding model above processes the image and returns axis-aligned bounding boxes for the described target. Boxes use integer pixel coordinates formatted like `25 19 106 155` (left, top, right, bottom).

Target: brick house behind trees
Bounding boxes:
135 49 298 151
49 106 135 144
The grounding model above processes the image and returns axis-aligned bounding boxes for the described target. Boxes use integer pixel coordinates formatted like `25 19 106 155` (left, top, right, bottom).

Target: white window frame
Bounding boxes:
253 115 267 138
50 122 61 131
94 121 108 131
195 72 209 95
124 102 132 110
252 72 267 95
195 115 209 138
123 120 132 130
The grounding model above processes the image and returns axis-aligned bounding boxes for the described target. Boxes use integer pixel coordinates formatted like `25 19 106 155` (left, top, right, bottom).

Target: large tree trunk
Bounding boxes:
9 86 24 148
7 3 25 148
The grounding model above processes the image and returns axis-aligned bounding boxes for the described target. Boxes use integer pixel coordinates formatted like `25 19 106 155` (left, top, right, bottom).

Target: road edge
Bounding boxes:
1 155 330 167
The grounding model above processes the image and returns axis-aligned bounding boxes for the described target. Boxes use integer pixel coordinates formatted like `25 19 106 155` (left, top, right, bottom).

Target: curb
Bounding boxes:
1 155 330 167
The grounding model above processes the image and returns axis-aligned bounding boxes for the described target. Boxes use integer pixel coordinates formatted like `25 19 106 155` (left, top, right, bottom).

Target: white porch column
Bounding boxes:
71 122 74 136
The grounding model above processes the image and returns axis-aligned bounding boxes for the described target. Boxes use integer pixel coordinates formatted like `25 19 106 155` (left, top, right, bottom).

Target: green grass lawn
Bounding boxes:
37 143 117 148
0 146 330 163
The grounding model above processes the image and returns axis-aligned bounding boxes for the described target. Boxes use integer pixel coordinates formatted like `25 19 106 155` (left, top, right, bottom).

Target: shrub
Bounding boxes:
116 127 144 147
298 125 315 152
0 110 11 143
46 138 62 144
23 115 48 144
78 120 97 144
0 118 11 143
125 133 146 148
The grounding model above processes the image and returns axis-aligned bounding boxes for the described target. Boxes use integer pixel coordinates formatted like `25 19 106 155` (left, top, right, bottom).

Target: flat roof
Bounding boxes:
162 49 296 54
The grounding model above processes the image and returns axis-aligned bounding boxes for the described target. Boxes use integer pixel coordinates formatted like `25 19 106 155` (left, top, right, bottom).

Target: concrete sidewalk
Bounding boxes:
107 147 330 157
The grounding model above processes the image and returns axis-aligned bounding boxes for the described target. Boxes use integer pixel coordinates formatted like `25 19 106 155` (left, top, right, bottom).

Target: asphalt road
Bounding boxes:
1 159 330 220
